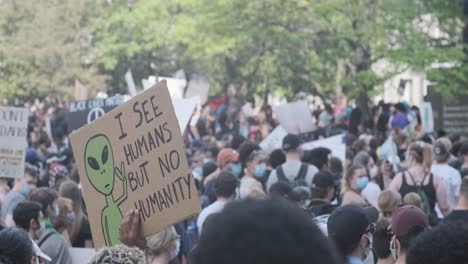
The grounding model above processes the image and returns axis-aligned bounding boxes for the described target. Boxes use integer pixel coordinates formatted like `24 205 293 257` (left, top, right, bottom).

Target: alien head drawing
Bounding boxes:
85 134 115 195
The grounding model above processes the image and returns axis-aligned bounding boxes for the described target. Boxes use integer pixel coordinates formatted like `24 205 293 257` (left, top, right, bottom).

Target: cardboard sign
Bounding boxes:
421 102 434 133
70 248 95 264
273 100 316 133
66 95 126 132
70 80 200 248
302 134 346 162
259 126 288 154
172 97 198 133
0 106 28 178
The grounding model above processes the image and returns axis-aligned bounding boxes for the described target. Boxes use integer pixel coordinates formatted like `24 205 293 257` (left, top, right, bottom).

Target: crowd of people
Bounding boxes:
1 96 468 264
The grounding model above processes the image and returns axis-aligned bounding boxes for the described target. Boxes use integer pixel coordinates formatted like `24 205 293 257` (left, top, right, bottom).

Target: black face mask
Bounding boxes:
398 148 407 161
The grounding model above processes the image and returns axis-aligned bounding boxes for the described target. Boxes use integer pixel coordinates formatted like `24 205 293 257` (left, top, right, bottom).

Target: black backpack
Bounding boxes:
276 163 309 188
407 171 432 216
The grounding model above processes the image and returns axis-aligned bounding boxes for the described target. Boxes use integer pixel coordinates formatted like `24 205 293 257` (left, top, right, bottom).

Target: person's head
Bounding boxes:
302 147 331 171
12 201 43 240
311 171 335 202
373 219 392 260
378 190 401 220
406 141 432 173
52 197 74 232
327 205 378 261
202 161 218 179
403 192 422 208
282 134 303 157
217 148 241 177
245 150 267 180
0 227 35 264
353 151 377 180
214 171 238 200
89 245 144 264
390 205 429 260
28 187 58 219
268 181 292 199
341 165 368 194
433 137 452 163
145 227 180 263
268 149 286 169
58 180 81 214
190 198 341 264
460 142 468 163
329 157 343 178
24 167 38 193
406 221 468 264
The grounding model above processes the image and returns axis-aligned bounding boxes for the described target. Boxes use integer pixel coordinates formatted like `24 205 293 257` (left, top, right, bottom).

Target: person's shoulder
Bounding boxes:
444 210 468 223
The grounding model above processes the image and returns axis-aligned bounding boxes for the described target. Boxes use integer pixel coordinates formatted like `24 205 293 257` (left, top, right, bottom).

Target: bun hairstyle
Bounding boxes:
408 141 432 173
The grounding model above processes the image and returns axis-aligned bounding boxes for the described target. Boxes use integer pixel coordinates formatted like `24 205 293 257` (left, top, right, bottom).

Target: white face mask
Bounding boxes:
369 166 378 179
389 239 398 261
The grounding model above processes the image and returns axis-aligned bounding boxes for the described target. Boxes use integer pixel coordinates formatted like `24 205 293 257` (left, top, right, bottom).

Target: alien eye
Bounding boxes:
102 145 108 164
87 157 100 170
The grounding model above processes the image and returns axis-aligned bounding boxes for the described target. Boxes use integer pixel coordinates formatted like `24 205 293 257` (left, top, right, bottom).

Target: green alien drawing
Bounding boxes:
84 134 127 246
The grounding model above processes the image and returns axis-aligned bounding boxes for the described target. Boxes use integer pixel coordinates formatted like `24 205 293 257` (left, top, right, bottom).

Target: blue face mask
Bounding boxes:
357 177 369 191
255 163 267 179
230 163 242 177
20 184 30 197
65 211 76 226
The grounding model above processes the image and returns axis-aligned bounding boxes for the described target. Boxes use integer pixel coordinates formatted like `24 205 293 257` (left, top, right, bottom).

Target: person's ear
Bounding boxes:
30 218 38 230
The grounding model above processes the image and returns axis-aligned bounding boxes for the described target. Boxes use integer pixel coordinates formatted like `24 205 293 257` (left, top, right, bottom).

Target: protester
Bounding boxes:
0 227 35 264
145 227 181 264
302 147 331 171
378 190 401 221
406 221 468 264
327 204 378 264
431 137 462 211
58 180 93 248
375 159 395 190
89 244 145 264
389 205 429 264
353 151 382 208
389 141 449 220
373 219 394 264
402 193 422 208
29 187 72 264
239 150 266 199
341 165 369 206
191 198 341 264
12 201 52 263
443 176 468 222
268 149 286 170
459 142 468 177
308 171 337 217
1 169 38 227
52 197 74 243
266 134 318 191
197 171 237 235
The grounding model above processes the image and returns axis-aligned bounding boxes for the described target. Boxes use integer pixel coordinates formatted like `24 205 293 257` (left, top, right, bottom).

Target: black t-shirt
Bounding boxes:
307 200 337 218
72 215 92 248
460 169 468 178
443 210 468 223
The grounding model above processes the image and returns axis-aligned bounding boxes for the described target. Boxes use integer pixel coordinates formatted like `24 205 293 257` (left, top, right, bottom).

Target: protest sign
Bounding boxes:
259 126 288 154
0 107 28 178
273 100 316 133
185 75 210 103
70 248 95 264
66 95 126 132
70 80 200 248
302 134 346 162
172 97 198 134
421 102 434 133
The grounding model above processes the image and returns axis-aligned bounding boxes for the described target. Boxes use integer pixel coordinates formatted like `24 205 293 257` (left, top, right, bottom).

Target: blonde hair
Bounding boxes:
59 180 83 244
403 192 422 208
341 165 366 195
378 190 401 218
89 245 144 264
145 227 178 257
408 141 432 173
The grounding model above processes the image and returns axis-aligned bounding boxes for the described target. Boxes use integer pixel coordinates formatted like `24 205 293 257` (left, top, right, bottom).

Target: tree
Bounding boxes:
0 0 106 100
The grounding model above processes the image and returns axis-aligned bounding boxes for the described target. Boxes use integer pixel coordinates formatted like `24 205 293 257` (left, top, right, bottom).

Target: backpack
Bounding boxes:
276 163 308 188
407 171 432 215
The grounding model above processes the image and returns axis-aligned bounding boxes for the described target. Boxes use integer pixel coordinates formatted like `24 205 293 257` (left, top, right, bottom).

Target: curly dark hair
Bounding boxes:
189 198 341 264
407 221 468 264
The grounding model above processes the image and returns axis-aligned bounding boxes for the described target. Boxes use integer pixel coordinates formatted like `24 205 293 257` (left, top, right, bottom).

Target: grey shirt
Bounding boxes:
39 231 72 264
266 160 318 191
1 191 26 221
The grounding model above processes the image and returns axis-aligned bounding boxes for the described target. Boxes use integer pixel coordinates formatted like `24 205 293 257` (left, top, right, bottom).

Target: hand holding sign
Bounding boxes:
70 80 200 248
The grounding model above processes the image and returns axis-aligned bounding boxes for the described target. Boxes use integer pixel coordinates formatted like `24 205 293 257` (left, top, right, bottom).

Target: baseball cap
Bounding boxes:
312 171 335 188
32 239 51 261
433 137 452 162
217 148 239 168
282 134 302 152
391 205 429 238
327 205 379 249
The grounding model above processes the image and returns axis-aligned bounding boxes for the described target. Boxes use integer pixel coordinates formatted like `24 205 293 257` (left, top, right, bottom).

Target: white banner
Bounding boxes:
172 97 199 133
421 102 434 133
259 126 288 154
302 134 346 162
273 100 316 133
0 106 29 178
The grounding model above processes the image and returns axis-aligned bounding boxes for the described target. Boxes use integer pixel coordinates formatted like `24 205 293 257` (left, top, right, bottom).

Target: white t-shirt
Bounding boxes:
267 160 318 192
239 177 260 199
431 164 462 210
197 200 226 236
361 181 382 209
